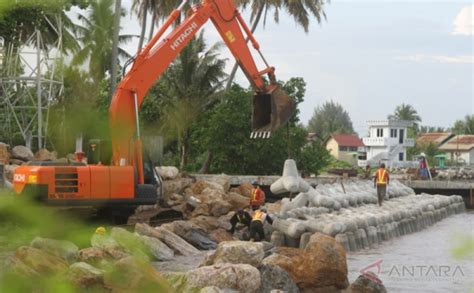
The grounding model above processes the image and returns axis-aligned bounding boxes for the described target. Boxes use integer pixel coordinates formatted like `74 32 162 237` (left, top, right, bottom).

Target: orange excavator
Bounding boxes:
12 0 295 206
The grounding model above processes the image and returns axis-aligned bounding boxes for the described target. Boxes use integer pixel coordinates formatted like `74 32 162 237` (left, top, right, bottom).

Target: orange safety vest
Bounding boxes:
251 188 265 205
376 169 387 185
252 210 266 222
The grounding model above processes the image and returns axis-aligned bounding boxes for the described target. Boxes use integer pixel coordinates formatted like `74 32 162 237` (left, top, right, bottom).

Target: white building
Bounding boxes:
359 120 415 168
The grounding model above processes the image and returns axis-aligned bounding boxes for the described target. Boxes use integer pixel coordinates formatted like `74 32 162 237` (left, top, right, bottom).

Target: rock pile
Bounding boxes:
0 143 61 184
7 221 351 292
269 180 466 251
436 167 474 180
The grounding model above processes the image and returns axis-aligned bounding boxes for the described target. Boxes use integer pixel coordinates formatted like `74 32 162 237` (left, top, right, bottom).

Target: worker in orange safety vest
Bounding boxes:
249 206 273 242
250 181 265 208
374 163 389 206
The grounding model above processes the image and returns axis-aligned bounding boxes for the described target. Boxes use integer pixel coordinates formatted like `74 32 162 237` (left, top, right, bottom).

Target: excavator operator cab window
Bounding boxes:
87 139 111 165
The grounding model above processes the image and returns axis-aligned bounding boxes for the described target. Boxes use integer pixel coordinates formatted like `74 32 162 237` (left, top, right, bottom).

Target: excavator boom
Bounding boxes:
109 0 295 183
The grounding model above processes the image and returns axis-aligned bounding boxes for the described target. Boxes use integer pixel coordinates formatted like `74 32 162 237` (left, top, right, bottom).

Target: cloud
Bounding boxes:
395 54 473 64
452 5 473 36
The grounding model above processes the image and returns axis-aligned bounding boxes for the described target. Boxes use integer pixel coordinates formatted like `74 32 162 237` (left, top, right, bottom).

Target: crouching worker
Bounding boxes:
249 207 273 242
228 208 252 234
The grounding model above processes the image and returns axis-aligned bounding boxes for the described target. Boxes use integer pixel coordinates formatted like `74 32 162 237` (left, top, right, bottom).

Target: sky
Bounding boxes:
69 0 473 136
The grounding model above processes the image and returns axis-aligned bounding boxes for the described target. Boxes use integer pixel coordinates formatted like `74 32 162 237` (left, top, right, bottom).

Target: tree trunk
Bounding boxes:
225 3 265 91
137 7 148 54
198 151 213 174
110 0 122 102
179 131 189 170
148 10 156 42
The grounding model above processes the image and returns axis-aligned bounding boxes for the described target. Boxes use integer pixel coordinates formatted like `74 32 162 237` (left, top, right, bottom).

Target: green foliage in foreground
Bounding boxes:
0 193 170 292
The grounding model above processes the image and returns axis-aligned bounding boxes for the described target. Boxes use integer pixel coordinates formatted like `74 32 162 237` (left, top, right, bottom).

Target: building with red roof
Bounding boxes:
417 132 454 147
325 134 365 166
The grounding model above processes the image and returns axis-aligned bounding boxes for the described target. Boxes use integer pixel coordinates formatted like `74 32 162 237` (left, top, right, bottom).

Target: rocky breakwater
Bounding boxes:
161 237 357 293
269 180 466 251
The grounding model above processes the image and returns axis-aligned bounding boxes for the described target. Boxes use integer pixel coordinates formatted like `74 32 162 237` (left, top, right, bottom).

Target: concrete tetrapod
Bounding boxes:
270 159 310 194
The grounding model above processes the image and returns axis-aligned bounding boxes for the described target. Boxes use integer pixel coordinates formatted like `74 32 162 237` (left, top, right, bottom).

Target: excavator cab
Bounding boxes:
251 86 295 138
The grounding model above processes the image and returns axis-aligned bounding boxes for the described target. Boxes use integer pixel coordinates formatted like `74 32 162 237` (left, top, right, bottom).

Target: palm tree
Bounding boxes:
132 0 177 54
110 0 122 99
451 115 474 135
388 103 422 133
225 0 329 90
73 0 136 83
154 31 227 170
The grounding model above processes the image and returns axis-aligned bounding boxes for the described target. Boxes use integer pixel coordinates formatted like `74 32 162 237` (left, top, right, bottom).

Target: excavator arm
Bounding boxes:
109 0 295 184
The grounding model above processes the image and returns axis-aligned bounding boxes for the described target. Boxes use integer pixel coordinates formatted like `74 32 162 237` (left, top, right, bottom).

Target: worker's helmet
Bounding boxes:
95 226 107 235
380 163 385 168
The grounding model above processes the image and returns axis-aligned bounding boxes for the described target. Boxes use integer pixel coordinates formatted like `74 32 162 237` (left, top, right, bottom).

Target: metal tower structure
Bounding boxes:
0 14 64 150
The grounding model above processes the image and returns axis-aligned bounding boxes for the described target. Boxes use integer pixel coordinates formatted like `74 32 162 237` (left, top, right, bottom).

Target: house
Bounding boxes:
439 135 474 165
416 132 454 147
325 134 364 166
360 120 415 167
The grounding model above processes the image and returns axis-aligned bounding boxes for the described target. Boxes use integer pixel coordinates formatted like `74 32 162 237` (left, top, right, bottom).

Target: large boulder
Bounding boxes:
34 149 56 161
66 262 104 289
190 187 232 217
110 227 149 259
7 254 40 277
11 145 34 161
263 233 349 291
103 257 171 292
304 233 349 289
202 241 264 267
91 232 121 250
0 142 10 164
211 174 231 192
11 246 68 276
226 192 250 210
165 193 186 208
135 223 200 256
78 246 129 263
155 166 180 180
258 264 299 293
185 263 261 292
189 216 220 232
162 177 193 199
78 247 109 265
162 221 216 250
230 182 254 198
30 237 78 263
137 235 174 261
190 180 225 195
209 229 235 243
349 272 387 293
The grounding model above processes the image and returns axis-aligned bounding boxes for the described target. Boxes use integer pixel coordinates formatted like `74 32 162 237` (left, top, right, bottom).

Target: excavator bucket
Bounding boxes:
251 86 295 138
